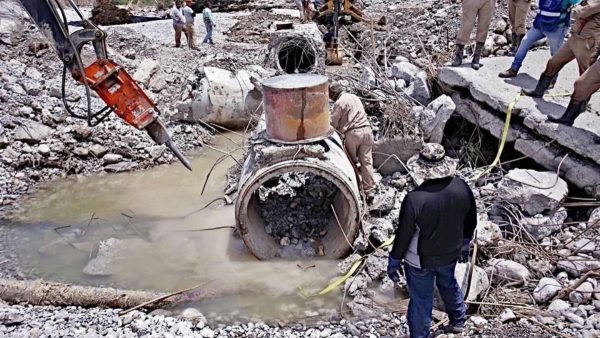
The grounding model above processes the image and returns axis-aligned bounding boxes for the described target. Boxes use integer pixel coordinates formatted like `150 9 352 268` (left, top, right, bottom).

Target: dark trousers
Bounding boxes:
404 261 466 338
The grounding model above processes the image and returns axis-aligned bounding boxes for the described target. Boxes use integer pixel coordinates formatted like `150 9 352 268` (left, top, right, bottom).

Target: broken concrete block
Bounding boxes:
132 59 160 85
175 67 262 129
420 95 456 143
390 61 421 83
486 258 530 284
455 262 489 301
476 219 502 246
14 120 52 143
497 169 569 215
406 71 431 105
533 277 562 303
372 135 423 175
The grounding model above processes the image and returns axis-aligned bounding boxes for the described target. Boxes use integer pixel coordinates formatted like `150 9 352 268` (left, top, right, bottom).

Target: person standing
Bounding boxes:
508 0 531 54
202 2 216 44
387 143 477 338
170 0 186 48
329 82 376 202
451 0 494 70
182 0 196 49
498 0 581 78
522 0 600 97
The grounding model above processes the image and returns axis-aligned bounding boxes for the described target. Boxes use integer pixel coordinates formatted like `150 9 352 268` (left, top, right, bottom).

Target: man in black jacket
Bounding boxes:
387 143 477 338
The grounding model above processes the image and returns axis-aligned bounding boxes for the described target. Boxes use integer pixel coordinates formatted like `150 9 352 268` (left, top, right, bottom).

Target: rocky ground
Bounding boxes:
1 0 600 337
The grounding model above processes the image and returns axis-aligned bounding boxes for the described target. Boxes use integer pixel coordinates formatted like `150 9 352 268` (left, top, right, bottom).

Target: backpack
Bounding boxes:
533 0 570 32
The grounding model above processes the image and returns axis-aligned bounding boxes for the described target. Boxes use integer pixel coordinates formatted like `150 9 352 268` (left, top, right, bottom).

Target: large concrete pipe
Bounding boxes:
268 22 326 75
234 74 362 260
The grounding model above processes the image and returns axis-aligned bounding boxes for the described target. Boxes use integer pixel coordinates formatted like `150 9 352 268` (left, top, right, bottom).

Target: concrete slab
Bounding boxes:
439 49 600 169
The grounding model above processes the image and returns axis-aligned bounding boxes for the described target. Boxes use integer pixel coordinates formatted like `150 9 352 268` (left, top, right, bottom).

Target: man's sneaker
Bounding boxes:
444 324 465 334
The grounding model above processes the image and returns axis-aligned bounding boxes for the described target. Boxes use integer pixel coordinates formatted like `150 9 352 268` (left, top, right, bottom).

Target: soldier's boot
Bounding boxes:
471 42 484 70
547 98 587 126
515 34 525 51
451 44 464 67
521 73 554 97
509 33 517 55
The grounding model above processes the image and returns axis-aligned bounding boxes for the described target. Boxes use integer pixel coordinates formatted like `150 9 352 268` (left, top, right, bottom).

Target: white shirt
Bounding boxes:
170 6 185 27
202 8 214 23
182 5 195 24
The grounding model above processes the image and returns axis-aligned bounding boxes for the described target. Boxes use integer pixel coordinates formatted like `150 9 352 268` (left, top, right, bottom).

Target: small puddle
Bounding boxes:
6 134 342 322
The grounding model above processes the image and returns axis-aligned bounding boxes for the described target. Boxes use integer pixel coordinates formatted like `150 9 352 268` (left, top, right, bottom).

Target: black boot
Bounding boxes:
471 42 484 70
515 34 525 51
451 44 464 67
547 98 587 126
521 73 554 97
509 33 517 55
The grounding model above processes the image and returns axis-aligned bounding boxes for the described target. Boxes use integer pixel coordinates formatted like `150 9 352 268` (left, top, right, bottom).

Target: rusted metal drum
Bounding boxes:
262 74 333 144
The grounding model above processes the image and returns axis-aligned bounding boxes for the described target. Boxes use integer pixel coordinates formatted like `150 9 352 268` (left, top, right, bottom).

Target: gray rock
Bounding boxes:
521 208 568 241
103 154 123 165
104 162 139 173
83 238 130 276
533 277 562 303
486 258 530 284
565 312 586 326
14 120 52 143
590 207 600 227
497 169 569 215
499 308 516 322
390 61 421 83
73 147 89 157
492 20 508 34
89 144 108 158
567 238 596 254
200 327 215 338
406 71 431 105
418 95 455 143
469 315 488 327
548 299 571 312
570 281 595 305
557 256 600 277
37 144 50 156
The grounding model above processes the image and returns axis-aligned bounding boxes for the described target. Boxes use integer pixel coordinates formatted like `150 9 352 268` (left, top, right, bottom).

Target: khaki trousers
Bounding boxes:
344 127 375 195
456 0 494 45
174 25 184 47
185 23 196 49
573 58 600 102
508 0 529 35
545 36 598 77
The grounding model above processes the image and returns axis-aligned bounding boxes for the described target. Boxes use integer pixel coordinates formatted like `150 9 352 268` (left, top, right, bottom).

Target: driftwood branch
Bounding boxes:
0 279 208 311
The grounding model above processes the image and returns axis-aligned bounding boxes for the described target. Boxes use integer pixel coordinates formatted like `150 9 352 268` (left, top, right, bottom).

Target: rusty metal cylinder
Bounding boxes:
263 74 333 144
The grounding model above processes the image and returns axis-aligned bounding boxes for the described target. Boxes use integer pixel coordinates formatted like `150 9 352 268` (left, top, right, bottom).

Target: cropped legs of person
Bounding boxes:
549 59 600 125
523 37 596 97
186 23 196 49
174 25 183 47
508 0 530 54
452 0 493 69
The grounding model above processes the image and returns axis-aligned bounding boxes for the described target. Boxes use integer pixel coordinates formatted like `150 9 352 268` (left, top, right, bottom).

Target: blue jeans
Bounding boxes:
404 261 466 338
203 22 213 44
511 25 567 71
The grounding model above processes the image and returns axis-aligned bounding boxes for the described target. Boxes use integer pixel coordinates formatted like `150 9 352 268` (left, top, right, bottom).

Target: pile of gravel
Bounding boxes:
257 172 338 251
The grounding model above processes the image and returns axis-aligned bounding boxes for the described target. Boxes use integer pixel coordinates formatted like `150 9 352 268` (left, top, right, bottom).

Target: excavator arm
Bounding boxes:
18 0 193 171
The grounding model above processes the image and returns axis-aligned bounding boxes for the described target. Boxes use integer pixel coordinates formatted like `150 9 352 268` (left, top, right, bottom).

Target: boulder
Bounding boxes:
455 263 490 301
83 238 138 276
548 299 571 313
419 95 456 143
557 256 600 277
13 121 52 143
89 144 108 158
103 153 123 165
533 277 562 303
521 208 568 241
486 258 530 283
132 59 160 85
497 169 569 215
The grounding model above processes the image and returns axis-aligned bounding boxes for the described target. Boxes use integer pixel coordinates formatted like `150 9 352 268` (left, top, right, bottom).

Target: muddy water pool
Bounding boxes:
7 134 342 321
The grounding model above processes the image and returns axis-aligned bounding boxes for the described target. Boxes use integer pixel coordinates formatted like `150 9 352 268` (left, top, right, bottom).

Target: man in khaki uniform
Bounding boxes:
508 0 530 54
329 82 376 201
452 0 494 70
523 0 600 98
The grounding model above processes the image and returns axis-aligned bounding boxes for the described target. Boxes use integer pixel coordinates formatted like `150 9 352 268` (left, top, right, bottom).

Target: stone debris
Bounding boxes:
497 169 569 216
257 172 337 254
533 277 562 304
486 259 531 284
